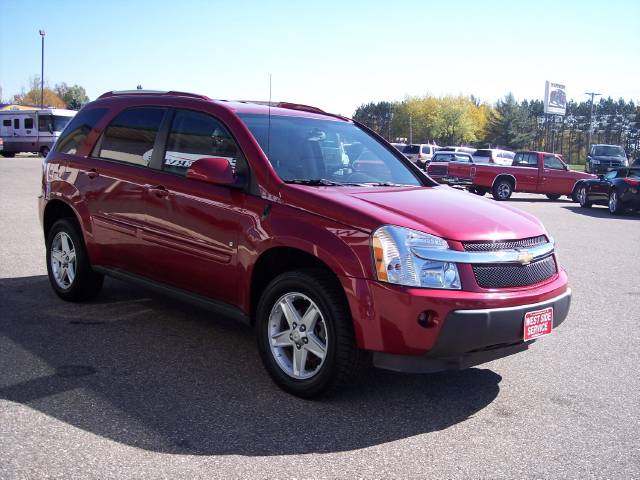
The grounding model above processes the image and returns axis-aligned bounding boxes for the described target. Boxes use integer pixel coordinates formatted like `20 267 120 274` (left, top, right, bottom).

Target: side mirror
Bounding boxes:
186 157 240 187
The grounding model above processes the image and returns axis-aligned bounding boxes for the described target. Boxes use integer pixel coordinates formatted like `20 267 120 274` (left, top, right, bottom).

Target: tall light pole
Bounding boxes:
585 91 601 149
39 30 45 108
409 114 413 145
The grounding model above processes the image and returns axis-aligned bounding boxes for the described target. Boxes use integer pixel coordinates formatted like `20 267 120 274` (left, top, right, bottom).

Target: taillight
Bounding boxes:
624 178 640 186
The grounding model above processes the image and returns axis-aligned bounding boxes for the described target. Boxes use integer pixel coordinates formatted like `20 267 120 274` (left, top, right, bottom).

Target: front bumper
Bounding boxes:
590 162 624 173
372 289 571 373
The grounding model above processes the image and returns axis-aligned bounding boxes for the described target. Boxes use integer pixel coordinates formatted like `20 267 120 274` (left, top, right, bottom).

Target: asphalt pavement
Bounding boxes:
1 157 639 479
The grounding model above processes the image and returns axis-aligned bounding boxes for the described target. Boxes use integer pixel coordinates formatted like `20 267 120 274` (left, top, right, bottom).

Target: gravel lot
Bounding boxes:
1 157 639 479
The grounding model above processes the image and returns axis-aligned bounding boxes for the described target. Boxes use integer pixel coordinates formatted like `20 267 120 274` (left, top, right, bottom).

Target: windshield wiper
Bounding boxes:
285 178 347 186
362 182 412 187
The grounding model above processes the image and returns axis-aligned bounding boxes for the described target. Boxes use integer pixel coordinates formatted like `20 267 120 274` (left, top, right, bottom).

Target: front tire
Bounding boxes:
256 269 365 398
492 179 513 201
46 218 104 301
608 190 624 215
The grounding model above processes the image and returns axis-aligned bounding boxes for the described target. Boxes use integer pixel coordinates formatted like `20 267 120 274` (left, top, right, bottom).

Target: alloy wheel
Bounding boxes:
268 292 328 380
50 232 76 289
497 182 511 199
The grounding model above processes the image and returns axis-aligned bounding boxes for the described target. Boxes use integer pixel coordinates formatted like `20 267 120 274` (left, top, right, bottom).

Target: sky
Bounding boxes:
1 0 639 115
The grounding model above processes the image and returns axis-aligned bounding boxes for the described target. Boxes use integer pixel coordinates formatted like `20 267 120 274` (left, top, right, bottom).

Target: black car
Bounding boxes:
576 167 640 215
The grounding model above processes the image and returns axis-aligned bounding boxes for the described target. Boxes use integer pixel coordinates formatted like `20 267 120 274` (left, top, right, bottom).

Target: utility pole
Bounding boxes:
409 114 413 145
585 91 601 149
39 30 45 108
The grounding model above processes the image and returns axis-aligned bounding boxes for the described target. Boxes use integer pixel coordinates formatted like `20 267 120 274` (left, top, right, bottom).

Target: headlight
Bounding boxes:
371 225 461 289
622 158 629 166
591 159 600 164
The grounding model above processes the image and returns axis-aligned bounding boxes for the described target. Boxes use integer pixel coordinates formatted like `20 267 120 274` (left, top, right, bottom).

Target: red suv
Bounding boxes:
40 91 572 397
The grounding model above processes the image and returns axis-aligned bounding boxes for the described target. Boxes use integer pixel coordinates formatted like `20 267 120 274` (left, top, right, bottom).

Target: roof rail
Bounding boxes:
97 90 210 100
237 100 328 115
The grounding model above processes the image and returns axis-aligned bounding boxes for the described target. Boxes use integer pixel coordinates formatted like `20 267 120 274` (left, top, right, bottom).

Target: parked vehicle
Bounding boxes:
576 167 640 214
426 151 475 183
466 151 595 200
585 144 628 174
0 136 3 153
0 108 76 157
438 146 476 155
390 142 407 153
472 148 515 166
401 143 437 168
40 90 571 397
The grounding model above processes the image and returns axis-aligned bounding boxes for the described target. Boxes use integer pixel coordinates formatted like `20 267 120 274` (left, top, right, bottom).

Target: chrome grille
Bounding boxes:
472 255 557 289
462 235 547 252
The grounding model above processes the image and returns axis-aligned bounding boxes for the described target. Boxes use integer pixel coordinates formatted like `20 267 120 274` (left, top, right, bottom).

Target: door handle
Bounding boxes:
87 168 99 179
147 185 169 198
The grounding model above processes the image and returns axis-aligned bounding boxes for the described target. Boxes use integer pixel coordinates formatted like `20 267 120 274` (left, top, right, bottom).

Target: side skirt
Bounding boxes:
93 266 250 325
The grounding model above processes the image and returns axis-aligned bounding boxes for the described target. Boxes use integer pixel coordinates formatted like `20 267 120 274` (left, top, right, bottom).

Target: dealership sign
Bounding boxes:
544 81 567 115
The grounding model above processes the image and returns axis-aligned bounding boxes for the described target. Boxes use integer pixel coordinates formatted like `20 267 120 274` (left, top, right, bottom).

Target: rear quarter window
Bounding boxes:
54 108 107 155
97 107 166 166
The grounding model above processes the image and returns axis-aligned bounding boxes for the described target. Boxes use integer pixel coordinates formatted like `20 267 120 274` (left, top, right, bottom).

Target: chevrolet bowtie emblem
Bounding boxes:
516 249 534 265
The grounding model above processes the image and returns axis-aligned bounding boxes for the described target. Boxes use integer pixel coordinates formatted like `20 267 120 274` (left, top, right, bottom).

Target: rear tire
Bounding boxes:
1 152 16 158
546 194 561 201
492 179 513 201
256 269 366 398
608 190 623 215
578 185 592 208
46 218 104 301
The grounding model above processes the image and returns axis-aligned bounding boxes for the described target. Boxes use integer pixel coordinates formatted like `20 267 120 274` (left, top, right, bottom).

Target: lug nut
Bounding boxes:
299 325 306 332
292 322 297 328
289 333 293 340
296 344 301 349
303 338 308 344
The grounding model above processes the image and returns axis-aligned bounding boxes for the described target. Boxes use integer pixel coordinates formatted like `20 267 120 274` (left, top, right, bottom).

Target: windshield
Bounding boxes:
38 114 73 133
593 146 625 157
238 113 421 186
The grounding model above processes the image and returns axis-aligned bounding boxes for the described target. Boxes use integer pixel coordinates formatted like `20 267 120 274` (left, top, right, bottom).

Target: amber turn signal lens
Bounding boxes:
373 236 388 282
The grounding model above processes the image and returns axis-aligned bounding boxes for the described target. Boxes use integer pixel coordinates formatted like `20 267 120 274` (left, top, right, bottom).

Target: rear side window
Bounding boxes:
55 108 107 155
98 107 165 166
421 145 431 154
163 109 243 176
13 119 19 129
514 153 538 168
24 118 34 129
474 150 491 157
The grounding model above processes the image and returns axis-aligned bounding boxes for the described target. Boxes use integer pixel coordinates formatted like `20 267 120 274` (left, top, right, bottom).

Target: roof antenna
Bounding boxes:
267 73 272 162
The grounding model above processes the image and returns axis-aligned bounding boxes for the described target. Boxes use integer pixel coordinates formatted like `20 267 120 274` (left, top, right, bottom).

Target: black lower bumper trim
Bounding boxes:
373 289 572 374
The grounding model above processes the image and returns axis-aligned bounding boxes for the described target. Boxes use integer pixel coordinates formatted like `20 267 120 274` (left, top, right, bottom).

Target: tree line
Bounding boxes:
353 94 640 164
3 76 89 110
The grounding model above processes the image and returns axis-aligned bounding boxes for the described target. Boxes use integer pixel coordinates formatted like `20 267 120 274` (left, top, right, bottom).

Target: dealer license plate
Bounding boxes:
523 307 553 341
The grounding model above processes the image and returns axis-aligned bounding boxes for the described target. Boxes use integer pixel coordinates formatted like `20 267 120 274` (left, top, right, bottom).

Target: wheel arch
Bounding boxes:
42 198 82 240
248 246 348 325
491 174 517 191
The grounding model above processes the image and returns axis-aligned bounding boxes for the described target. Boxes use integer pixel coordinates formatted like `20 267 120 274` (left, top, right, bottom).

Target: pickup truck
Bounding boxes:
428 150 595 201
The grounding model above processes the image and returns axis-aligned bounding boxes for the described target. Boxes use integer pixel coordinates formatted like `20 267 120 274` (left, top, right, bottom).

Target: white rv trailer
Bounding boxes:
0 108 76 157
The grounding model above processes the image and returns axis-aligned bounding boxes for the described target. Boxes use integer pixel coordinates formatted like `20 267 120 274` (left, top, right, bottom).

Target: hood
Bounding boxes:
281 185 546 242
